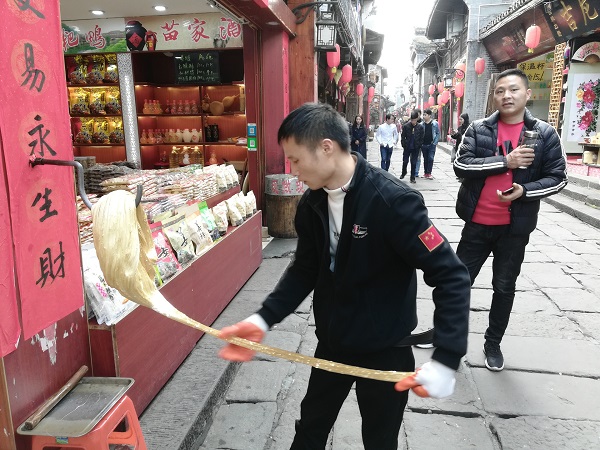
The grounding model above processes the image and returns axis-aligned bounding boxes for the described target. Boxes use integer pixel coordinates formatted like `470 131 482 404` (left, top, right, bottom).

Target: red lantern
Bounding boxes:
525 24 541 53
437 94 442 105
367 86 375 102
326 66 335 81
455 62 466 79
441 90 450 104
428 95 435 105
475 57 486 76
340 64 353 84
454 81 465 99
356 83 364 96
437 81 444 92
326 44 340 72
428 84 435 95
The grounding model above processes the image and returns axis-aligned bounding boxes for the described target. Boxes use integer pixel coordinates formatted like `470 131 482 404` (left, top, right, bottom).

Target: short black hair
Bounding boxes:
278 103 351 152
423 108 432 116
385 113 394 121
496 68 530 89
410 111 419 120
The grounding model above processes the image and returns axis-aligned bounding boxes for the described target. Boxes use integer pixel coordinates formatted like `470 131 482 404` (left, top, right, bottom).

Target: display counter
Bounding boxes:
88 199 262 413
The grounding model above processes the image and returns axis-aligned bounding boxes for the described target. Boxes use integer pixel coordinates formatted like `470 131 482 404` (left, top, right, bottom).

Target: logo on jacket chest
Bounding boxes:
351 224 368 238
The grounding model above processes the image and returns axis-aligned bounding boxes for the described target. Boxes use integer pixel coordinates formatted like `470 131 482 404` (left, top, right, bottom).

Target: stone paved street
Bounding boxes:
195 140 600 449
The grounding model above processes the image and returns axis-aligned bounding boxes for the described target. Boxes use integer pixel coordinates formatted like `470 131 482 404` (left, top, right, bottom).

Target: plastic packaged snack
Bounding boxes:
225 197 244 227
162 214 196 265
198 201 220 241
211 201 229 235
186 212 213 255
150 221 181 282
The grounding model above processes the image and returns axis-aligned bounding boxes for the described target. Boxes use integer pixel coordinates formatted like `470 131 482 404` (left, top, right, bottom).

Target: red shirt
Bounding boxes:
472 121 522 225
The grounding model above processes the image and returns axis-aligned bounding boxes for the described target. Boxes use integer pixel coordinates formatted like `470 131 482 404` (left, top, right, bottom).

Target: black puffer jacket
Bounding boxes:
401 121 424 150
453 109 567 235
257 153 471 370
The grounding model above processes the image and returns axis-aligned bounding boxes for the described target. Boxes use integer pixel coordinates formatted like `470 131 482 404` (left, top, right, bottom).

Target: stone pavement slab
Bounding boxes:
226 361 292 402
255 330 302 362
470 288 560 314
567 312 600 340
490 416 600 450
466 334 600 376
472 369 600 420
404 412 496 450
469 310 585 339
242 258 292 292
520 263 582 288
544 287 600 312
201 402 277 450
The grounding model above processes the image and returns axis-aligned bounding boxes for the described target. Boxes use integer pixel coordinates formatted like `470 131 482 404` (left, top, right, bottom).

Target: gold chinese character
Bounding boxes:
579 0 599 25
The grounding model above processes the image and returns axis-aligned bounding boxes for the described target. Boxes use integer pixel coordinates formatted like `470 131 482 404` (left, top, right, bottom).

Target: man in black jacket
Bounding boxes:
219 103 471 449
454 68 567 372
400 111 424 183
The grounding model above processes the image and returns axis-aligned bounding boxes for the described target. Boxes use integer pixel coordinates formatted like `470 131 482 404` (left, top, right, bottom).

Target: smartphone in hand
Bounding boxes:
501 187 515 195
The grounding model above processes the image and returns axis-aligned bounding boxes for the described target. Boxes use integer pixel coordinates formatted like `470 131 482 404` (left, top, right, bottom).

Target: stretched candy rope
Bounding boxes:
91 191 414 383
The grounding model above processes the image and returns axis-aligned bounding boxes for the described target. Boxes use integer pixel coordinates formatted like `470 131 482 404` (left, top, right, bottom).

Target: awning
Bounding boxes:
415 51 438 73
364 28 385 65
426 0 464 40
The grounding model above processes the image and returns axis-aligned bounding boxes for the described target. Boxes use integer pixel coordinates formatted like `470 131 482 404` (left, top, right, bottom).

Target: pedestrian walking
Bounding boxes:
421 108 440 179
453 68 568 372
450 112 470 163
375 113 398 171
413 108 422 178
350 114 368 160
400 111 424 184
219 102 471 450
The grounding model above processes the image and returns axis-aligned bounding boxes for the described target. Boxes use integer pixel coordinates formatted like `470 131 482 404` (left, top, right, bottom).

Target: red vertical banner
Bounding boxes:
0 133 20 357
0 0 84 339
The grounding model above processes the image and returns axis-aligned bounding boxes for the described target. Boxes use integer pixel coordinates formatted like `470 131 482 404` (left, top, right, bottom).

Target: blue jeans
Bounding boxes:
380 145 393 171
456 222 529 344
422 143 436 175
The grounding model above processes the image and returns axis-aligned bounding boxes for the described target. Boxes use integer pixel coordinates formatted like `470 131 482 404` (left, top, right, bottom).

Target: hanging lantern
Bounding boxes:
356 83 364 96
525 24 541 53
326 66 335 81
428 95 435 106
334 69 343 85
475 57 486 76
441 90 450 104
326 44 340 73
428 84 435 95
340 64 353 84
437 94 442 105
454 62 466 79
367 86 375 102
437 81 444 92
454 81 465 100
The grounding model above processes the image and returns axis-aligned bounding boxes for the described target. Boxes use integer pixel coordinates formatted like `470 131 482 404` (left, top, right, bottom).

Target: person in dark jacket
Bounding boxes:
450 112 470 163
453 68 567 372
351 114 368 159
219 103 471 450
400 111 424 183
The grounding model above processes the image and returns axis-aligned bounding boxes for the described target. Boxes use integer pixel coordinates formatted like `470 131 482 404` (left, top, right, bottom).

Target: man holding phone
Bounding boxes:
453 68 567 371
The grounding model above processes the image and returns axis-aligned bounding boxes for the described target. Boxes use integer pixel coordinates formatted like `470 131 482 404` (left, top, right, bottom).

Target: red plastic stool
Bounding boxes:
31 395 147 450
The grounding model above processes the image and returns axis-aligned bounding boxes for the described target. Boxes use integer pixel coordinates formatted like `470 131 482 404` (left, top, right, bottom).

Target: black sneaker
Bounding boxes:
483 342 504 371
400 172 406 179
410 178 416 183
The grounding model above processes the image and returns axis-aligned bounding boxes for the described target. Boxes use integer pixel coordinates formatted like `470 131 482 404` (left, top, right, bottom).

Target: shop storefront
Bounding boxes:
480 0 600 176
0 1 298 449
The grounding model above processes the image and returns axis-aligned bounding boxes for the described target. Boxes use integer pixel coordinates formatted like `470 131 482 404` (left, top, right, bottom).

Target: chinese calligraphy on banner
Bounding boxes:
0 138 20 357
0 0 84 339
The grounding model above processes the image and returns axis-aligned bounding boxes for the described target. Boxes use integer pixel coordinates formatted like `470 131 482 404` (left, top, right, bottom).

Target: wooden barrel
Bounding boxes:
265 174 306 238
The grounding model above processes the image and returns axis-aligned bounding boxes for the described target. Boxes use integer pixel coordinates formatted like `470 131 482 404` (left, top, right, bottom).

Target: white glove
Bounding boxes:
414 360 456 398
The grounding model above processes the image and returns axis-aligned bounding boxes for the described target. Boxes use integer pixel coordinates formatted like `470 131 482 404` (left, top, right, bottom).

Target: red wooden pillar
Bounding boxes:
262 29 291 175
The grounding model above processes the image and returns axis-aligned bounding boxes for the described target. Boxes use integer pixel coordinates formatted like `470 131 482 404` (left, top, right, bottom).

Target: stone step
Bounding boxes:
559 179 600 207
567 172 600 191
543 192 600 229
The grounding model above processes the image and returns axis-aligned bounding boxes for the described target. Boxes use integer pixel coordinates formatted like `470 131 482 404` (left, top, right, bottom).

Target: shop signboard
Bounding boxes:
62 13 243 54
1 0 84 339
543 0 600 41
175 51 220 84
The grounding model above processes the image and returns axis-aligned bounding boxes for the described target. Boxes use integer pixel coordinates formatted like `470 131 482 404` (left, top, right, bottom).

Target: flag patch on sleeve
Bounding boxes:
418 225 444 252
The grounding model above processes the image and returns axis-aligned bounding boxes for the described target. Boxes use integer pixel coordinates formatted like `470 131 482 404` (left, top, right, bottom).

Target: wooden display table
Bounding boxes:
88 211 263 413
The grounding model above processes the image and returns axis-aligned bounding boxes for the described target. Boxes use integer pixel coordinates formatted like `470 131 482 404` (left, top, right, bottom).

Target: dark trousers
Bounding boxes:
290 343 414 450
456 222 529 344
401 147 419 178
380 145 393 171
422 143 436 175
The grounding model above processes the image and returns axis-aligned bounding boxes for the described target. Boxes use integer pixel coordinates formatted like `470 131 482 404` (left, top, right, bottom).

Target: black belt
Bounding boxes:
395 328 434 347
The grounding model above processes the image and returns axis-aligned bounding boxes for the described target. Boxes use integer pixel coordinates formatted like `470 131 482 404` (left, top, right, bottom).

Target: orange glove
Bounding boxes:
218 321 265 362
